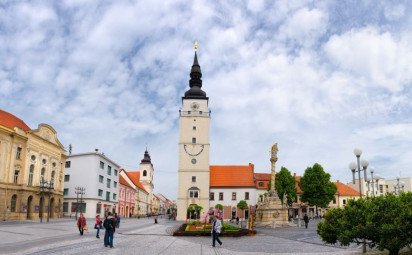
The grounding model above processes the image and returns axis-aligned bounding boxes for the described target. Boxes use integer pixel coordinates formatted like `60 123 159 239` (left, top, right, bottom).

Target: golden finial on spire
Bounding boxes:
194 40 199 52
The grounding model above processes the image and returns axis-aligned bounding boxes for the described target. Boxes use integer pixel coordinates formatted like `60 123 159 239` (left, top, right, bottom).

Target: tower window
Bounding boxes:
192 138 196 143
193 126 196 130
189 190 199 198
192 176 196 182
143 170 147 176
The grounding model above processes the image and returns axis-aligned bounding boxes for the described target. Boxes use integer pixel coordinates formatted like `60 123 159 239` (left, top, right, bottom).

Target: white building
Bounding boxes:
63 150 120 218
385 177 412 194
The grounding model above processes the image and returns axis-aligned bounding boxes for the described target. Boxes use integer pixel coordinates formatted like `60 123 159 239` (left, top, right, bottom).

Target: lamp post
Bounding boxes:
46 181 54 222
39 178 47 223
75 187 85 219
393 177 405 195
348 148 369 253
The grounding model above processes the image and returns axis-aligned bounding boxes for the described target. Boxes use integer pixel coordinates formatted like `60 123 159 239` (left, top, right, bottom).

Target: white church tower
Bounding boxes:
139 149 154 194
177 44 210 220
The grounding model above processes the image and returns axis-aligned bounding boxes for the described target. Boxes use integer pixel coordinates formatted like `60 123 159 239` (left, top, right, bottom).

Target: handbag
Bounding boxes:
94 224 98 229
84 224 88 231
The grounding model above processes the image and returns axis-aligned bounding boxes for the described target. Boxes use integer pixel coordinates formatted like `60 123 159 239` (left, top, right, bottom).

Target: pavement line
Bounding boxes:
0 230 32 236
157 238 177 255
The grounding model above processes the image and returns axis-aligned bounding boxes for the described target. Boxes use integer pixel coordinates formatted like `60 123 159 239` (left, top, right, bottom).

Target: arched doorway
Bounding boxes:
50 197 55 218
27 196 33 220
126 206 129 218
39 196 44 220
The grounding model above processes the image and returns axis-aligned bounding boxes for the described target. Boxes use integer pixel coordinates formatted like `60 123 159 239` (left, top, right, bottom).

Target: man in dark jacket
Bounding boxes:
303 214 309 229
103 212 116 248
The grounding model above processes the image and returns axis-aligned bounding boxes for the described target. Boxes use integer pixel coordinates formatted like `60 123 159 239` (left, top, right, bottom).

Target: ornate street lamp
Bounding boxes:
39 178 47 223
349 148 369 253
47 181 54 222
393 177 405 195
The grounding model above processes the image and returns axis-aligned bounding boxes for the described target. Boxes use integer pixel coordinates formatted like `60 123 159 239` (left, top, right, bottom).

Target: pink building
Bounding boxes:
118 175 136 218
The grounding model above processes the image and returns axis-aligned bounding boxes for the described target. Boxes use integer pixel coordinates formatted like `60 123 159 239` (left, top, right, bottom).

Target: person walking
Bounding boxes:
154 213 158 224
103 212 116 248
303 214 309 229
77 213 87 236
95 215 102 238
211 215 223 247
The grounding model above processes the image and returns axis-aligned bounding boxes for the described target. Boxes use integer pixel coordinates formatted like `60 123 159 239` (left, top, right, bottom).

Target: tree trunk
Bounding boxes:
389 248 400 255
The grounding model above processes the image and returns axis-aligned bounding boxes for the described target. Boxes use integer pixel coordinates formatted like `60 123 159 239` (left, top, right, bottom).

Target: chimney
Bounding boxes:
95 148 99 153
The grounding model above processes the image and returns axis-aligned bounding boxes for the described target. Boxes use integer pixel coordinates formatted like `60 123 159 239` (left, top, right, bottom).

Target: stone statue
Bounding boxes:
269 143 278 197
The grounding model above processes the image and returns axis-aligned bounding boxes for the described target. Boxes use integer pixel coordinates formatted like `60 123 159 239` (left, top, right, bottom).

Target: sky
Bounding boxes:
1 0 412 200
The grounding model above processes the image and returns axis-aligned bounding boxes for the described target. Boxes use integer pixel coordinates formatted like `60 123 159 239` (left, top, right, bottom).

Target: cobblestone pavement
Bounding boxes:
0 217 363 255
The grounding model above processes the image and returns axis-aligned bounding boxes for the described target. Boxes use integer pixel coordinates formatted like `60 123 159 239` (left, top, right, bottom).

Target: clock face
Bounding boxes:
191 158 197 164
190 102 199 111
184 144 204 157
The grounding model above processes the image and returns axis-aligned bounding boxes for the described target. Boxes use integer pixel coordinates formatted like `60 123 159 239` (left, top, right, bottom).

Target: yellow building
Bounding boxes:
0 109 67 221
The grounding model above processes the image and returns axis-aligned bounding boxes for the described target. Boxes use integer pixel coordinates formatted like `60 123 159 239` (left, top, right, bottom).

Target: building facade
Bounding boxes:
63 151 120 218
177 50 211 221
0 109 67 221
126 170 149 217
118 173 136 218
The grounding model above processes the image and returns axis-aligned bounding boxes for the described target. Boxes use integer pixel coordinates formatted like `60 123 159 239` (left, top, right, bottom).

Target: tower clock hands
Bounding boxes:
183 144 204 157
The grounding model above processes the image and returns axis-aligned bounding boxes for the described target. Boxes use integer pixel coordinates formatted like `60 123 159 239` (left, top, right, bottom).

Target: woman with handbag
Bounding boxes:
95 214 102 238
77 213 87 236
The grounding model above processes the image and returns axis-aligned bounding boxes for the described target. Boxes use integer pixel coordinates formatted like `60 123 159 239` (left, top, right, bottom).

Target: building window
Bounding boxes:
40 168 45 181
343 199 346 205
107 179 111 188
42 159 47 165
100 161 104 169
219 192 223 201
14 170 19 184
232 192 236 200
210 192 214 201
114 169 118 176
107 166 112 175
379 185 383 193
333 198 336 204
192 137 196 143
259 182 264 187
113 193 117 200
63 202 68 213
114 181 117 188
64 175 70 182
143 170 147 177
106 192 110 201
51 171 55 183
65 161 71 168
98 189 103 197
28 165 34 186
99 175 104 183
16 147 22 160
10 195 17 212
192 176 196 182
189 190 199 198
96 203 102 214
63 188 69 196
245 192 249 200
193 126 196 130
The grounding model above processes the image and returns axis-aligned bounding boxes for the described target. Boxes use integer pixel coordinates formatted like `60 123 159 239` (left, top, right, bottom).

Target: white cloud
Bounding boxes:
324 27 412 93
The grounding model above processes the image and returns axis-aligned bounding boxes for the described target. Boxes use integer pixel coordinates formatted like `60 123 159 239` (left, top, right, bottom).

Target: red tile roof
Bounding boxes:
119 175 134 189
335 181 360 196
0 109 30 131
254 173 271 190
210 164 255 187
126 171 148 193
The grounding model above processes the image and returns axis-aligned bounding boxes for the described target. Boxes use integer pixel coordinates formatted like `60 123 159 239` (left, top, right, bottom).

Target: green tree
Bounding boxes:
237 200 248 219
318 193 412 255
215 204 223 210
275 167 297 206
299 163 337 214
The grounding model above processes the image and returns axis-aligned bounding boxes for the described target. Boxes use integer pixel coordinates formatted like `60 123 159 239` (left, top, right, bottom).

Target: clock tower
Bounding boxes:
177 45 210 221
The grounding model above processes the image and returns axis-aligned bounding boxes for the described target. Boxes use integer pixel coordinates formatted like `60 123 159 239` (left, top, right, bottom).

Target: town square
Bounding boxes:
1 1 412 254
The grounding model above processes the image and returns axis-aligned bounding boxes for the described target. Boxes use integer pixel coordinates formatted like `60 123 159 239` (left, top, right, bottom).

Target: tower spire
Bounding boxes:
184 41 207 99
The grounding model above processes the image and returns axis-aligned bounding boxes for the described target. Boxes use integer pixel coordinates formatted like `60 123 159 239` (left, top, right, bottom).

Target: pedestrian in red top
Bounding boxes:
95 214 102 238
77 213 87 235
